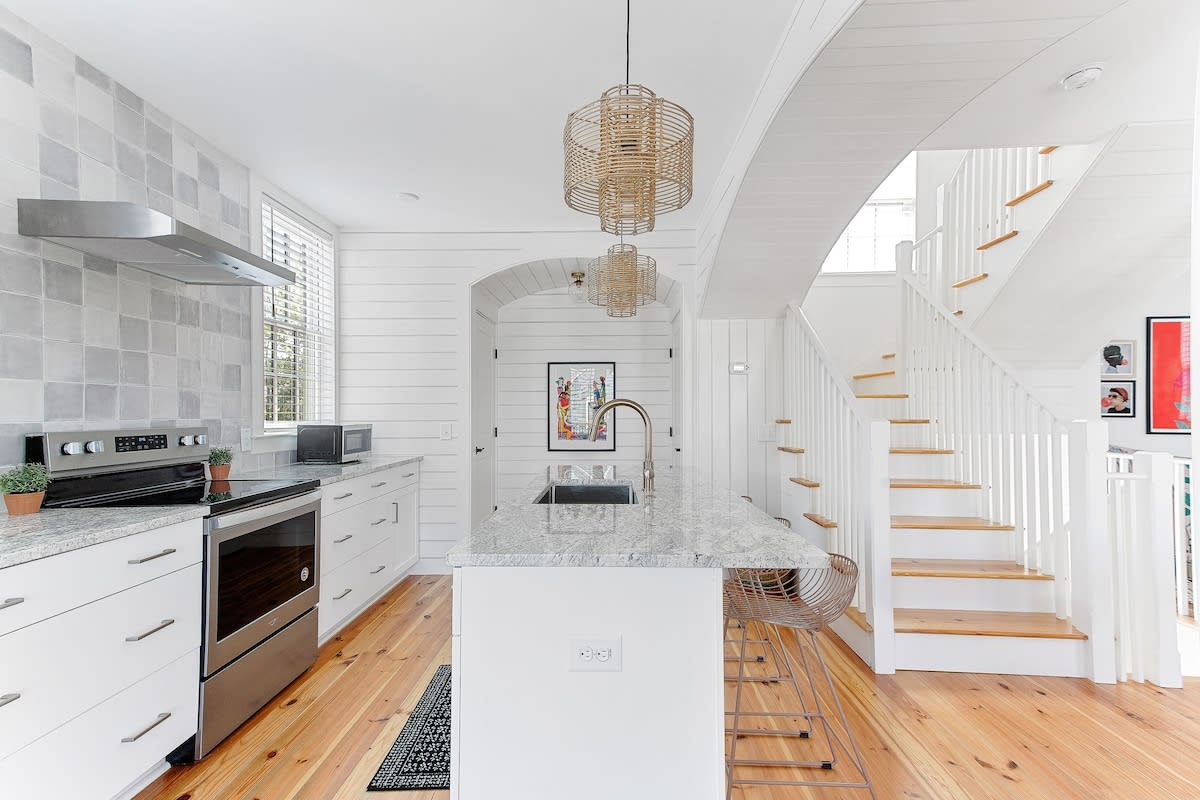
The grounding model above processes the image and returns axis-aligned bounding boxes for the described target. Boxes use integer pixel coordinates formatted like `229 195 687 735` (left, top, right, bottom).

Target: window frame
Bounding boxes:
249 174 339 449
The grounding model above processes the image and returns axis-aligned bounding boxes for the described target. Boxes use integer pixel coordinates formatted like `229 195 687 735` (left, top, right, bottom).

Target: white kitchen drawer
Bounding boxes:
0 518 202 638
0 562 201 761
0 648 199 800
318 538 392 639
320 465 418 517
320 493 394 574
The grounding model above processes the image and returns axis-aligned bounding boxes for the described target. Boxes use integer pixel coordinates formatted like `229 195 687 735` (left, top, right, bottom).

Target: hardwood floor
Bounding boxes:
135 575 1200 800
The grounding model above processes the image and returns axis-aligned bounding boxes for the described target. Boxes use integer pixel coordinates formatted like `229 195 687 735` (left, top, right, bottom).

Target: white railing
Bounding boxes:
1104 451 1182 687
916 146 1048 308
897 270 1071 617
1174 458 1194 620
783 305 893 672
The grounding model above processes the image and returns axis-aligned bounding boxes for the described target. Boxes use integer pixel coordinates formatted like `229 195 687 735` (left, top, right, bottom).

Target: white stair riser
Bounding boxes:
892 575 1055 612
895 633 1087 677
779 479 812 528
890 487 982 516
891 529 1014 560
889 453 956 479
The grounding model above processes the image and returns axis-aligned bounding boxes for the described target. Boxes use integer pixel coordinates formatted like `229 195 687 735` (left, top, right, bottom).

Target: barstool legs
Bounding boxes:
724 620 877 799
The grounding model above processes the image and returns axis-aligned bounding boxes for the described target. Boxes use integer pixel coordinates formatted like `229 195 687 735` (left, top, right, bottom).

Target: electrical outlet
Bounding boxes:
240 427 252 452
569 637 622 672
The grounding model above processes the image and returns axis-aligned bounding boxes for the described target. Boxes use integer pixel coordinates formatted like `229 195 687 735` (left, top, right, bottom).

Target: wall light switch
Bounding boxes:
240 427 252 452
569 636 622 672
439 423 453 440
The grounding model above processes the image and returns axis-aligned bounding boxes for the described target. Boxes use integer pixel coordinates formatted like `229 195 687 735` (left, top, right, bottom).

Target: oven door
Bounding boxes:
202 493 321 677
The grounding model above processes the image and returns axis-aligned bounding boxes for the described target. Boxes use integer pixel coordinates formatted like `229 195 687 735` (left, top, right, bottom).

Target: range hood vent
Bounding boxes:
18 199 296 287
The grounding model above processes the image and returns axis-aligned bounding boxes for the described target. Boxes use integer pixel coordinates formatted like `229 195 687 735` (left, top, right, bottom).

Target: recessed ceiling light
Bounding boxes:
1061 64 1104 91
397 192 421 202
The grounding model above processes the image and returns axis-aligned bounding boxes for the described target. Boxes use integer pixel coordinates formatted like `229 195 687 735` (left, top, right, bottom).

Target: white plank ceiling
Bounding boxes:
699 0 1129 318
472 258 681 321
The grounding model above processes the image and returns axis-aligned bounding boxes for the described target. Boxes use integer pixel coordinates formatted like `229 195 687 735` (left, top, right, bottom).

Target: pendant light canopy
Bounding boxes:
567 270 587 302
563 2 694 235
587 243 657 318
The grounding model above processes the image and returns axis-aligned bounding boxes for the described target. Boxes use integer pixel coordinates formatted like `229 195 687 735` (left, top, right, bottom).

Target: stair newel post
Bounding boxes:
1068 421 1116 683
867 418 896 674
1133 451 1183 688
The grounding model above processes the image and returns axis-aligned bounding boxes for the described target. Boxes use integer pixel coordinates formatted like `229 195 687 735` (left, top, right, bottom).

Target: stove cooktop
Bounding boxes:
96 478 321 515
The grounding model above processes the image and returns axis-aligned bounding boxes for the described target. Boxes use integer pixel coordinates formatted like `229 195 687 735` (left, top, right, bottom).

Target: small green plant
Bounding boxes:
208 447 234 466
0 463 50 495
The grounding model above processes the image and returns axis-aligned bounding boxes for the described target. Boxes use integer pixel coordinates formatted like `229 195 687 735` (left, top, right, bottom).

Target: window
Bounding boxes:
821 153 915 274
261 198 335 426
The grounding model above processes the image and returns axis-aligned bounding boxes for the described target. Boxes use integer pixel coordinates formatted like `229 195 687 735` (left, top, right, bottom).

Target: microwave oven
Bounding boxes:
295 424 372 464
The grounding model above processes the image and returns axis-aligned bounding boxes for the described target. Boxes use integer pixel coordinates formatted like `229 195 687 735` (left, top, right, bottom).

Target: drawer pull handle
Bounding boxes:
370 565 386 575
371 481 387 488
126 619 176 642
333 534 354 544
0 597 25 611
121 712 171 743
334 492 354 500
128 548 177 565
401 473 415 478
333 588 353 600
371 517 387 526
0 693 20 709
393 502 399 523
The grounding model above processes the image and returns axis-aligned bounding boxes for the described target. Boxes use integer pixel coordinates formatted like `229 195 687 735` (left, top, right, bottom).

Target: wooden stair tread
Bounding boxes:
892 515 1014 531
953 309 965 316
890 447 954 455
789 477 820 488
890 418 929 425
894 608 1086 640
853 369 896 380
950 272 989 290
803 512 837 529
977 230 1019 251
892 558 1052 580
1038 145 1058 155
1006 179 1054 207
777 446 805 454
890 479 981 490
843 607 872 633
775 418 792 424
881 352 896 359
857 393 909 399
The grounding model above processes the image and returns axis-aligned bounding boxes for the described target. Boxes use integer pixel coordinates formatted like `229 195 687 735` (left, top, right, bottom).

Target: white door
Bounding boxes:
471 314 496 525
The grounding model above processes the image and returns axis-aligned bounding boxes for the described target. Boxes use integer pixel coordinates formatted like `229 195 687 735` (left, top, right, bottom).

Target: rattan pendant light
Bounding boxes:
587 242 656 318
563 1 694 236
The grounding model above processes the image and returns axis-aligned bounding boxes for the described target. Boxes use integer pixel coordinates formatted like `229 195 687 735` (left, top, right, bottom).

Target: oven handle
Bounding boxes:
206 492 321 536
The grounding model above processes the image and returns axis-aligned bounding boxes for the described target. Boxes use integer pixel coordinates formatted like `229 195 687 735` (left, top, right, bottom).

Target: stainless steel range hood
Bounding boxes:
18 199 295 287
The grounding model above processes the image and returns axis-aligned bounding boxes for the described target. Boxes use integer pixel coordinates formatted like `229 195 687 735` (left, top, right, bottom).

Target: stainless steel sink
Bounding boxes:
534 484 638 505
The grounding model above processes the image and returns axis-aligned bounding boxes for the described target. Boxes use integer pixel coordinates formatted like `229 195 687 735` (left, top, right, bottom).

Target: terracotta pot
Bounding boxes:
209 479 231 493
209 464 231 481
4 491 45 516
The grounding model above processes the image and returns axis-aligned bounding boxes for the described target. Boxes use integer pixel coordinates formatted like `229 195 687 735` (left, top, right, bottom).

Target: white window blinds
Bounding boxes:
262 198 335 426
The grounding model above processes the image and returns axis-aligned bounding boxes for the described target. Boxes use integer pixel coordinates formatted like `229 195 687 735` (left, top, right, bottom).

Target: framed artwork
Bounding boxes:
1101 381 1135 417
1146 316 1191 434
1101 340 1134 377
547 362 616 451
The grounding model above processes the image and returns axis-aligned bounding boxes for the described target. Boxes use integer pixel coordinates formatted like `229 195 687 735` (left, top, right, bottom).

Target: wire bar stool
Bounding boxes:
724 554 877 799
722 511 796 673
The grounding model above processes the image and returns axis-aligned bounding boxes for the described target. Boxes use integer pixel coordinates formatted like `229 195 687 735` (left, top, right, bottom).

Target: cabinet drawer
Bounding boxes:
320 495 393 574
318 539 391 639
320 465 418 517
0 563 201 761
0 648 199 800
0 518 202 638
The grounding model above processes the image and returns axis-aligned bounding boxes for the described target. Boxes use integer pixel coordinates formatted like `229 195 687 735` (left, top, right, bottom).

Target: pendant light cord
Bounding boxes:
625 0 630 84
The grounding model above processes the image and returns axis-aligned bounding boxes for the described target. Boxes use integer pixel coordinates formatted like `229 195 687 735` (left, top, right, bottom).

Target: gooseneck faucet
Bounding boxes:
589 398 654 495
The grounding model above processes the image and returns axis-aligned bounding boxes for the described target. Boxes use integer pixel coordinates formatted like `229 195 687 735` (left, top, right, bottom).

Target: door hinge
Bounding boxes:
494 348 498 359
669 426 674 437
669 347 673 358
493 426 498 438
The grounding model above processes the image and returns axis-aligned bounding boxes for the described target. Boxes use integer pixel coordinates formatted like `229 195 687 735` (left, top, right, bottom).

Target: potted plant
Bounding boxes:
208 447 234 481
0 463 51 516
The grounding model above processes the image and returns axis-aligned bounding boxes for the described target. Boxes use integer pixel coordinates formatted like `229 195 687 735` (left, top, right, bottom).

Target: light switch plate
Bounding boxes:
439 423 453 440
240 427 252 452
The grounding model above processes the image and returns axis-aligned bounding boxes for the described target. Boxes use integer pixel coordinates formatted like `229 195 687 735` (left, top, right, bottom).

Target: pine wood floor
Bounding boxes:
134 575 1200 800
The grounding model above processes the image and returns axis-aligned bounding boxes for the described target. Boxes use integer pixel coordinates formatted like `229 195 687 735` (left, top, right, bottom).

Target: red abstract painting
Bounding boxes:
1147 316 1191 434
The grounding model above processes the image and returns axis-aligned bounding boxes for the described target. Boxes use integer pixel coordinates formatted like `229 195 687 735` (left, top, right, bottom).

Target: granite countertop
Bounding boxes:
446 465 828 569
0 505 209 570
240 455 423 485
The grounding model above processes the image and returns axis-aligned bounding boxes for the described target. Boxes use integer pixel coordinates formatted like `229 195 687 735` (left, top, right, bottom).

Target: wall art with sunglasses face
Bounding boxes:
1101 381 1135 417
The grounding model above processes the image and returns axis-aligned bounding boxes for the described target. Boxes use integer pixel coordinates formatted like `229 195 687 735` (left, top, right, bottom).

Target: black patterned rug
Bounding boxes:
368 664 452 791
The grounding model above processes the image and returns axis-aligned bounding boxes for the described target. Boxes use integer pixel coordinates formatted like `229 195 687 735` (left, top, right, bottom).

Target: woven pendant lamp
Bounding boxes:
563 2 693 235
587 242 656 318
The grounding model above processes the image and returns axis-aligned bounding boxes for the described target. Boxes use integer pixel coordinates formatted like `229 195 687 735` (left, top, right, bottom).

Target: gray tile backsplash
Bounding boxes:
0 9 275 473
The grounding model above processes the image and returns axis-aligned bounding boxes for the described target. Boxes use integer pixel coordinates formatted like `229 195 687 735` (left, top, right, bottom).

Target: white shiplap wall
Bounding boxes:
495 291 675 495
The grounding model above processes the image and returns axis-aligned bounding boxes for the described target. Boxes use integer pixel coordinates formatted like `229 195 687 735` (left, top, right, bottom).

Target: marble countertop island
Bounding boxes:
446 464 827 569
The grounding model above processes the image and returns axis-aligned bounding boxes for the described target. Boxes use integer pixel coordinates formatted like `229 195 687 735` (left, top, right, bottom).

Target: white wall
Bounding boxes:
493 291 674 497
801 274 899 381
915 149 966 239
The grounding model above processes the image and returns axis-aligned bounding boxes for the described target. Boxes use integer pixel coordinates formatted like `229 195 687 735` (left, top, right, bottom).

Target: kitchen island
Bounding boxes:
445 465 827 800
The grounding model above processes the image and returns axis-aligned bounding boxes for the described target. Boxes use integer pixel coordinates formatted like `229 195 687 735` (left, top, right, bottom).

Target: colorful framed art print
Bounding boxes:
547 362 616 451
1146 316 1190 434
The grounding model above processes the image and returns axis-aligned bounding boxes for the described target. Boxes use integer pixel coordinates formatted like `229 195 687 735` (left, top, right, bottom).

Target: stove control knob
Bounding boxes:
195 434 208 445
85 440 105 454
179 435 196 446
61 441 84 456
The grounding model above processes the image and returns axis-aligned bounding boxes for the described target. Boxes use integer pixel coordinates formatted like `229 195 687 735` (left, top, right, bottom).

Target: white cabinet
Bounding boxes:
317 465 419 640
0 518 203 800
